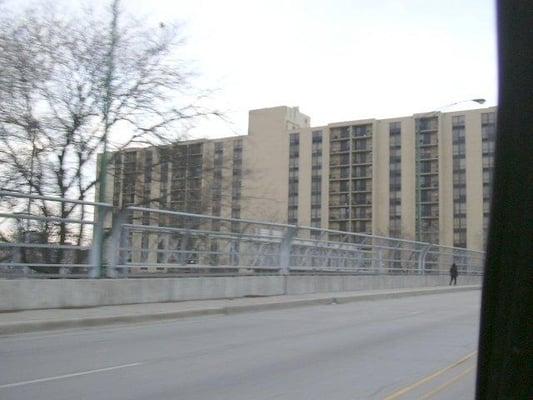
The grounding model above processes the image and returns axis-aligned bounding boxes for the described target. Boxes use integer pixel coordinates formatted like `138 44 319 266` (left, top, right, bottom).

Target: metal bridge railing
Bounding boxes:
0 191 113 278
108 206 485 278
0 192 485 278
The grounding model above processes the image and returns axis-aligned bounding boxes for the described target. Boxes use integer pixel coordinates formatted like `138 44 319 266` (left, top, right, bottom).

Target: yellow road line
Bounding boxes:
382 351 477 400
418 365 476 399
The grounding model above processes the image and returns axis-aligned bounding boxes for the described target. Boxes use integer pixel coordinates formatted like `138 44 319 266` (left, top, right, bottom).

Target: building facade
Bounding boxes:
100 105 496 252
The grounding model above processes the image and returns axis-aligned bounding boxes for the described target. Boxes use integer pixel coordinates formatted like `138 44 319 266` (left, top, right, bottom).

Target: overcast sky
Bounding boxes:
7 0 498 139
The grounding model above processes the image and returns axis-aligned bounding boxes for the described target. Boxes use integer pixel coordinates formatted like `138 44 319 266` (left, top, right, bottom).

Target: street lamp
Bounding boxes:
415 98 486 243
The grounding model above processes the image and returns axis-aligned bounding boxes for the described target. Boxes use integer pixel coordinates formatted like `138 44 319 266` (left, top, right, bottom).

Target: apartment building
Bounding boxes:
100 105 496 252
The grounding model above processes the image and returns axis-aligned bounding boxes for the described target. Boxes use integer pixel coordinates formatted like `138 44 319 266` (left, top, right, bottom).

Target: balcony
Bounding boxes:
329 175 350 181
330 143 351 153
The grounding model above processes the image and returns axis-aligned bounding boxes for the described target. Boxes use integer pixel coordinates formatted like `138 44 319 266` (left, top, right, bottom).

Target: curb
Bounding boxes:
0 286 481 336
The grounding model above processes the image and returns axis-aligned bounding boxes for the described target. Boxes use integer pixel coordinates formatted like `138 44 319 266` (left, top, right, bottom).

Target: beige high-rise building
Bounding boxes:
101 105 496 252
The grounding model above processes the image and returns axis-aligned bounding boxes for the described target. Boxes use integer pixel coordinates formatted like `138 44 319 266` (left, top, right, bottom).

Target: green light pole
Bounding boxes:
91 0 120 278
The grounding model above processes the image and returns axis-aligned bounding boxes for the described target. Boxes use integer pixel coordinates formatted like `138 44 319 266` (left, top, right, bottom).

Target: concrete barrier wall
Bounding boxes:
286 274 482 294
0 274 482 311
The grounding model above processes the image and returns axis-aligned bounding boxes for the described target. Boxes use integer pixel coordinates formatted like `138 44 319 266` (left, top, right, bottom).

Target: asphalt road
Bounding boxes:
0 290 481 400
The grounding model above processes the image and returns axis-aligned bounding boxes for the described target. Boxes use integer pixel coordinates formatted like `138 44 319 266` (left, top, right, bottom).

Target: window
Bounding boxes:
389 121 401 134
452 127 465 142
122 151 137 206
421 190 438 202
353 180 369 191
482 124 496 141
288 133 300 222
113 154 122 206
390 191 401 201
420 148 437 159
311 207 321 219
353 221 371 233
289 194 298 206
389 122 402 228
417 117 438 131
483 170 493 184
420 160 437 173
482 112 496 125
189 143 202 154
353 207 371 219
353 193 371 205
353 166 371 177
289 182 298 194
453 231 467 248
453 172 466 185
288 207 298 221
454 216 467 228
482 140 495 154
454 202 466 215
453 142 466 156
483 156 494 169
336 154 347 165
421 204 439 217
353 153 370 164
389 176 401 190
453 158 466 170
332 126 350 139
312 130 323 142
231 208 241 219
419 132 437 145
353 139 371 151
483 216 490 230
190 165 202 178
232 185 241 200
421 175 438 188
390 133 401 147
454 186 466 201
452 115 465 127
289 133 300 145
339 181 349 192
390 147 401 158
353 125 371 137
389 204 401 216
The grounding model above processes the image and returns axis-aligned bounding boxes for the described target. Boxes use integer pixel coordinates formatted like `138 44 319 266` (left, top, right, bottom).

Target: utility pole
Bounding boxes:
91 0 120 278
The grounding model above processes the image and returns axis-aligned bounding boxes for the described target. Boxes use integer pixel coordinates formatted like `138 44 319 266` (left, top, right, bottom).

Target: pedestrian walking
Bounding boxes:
450 263 458 285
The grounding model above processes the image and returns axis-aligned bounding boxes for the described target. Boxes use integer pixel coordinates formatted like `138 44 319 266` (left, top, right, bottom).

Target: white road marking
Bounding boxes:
0 362 142 389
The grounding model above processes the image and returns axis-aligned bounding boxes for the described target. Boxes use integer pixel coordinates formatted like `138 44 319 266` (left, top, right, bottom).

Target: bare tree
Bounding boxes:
0 0 219 267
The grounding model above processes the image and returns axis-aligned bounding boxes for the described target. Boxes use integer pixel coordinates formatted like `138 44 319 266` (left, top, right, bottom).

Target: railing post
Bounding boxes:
376 248 384 273
418 245 432 275
107 208 127 278
90 205 113 278
280 226 297 275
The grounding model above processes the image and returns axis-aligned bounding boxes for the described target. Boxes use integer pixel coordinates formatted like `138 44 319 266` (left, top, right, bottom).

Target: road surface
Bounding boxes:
0 290 481 400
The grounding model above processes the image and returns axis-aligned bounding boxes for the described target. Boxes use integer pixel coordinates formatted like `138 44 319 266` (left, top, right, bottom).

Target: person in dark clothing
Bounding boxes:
450 263 458 285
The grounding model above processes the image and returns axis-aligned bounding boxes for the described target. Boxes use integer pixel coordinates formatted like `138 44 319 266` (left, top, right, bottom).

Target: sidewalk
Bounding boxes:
0 285 480 336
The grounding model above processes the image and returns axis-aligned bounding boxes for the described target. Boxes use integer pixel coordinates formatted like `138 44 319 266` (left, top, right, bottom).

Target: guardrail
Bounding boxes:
0 191 112 278
0 192 485 278
108 207 484 278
